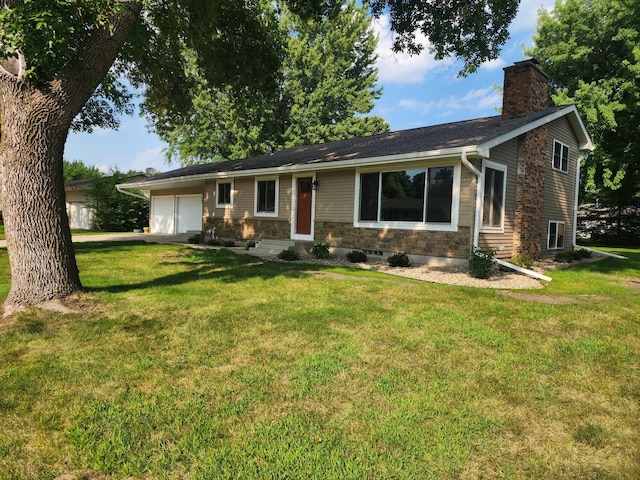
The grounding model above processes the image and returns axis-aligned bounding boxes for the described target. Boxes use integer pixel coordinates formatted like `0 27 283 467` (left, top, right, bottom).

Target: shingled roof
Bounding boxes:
122 106 574 187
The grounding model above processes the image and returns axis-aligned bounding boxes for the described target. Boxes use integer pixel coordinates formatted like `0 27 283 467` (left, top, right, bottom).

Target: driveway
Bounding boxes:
0 232 184 249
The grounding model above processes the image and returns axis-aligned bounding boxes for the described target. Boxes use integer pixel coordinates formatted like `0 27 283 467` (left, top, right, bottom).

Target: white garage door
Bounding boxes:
176 195 202 233
151 196 175 234
68 202 94 230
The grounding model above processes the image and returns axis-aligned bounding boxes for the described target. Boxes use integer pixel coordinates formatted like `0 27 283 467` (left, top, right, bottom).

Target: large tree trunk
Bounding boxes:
0 87 81 315
0 1 143 317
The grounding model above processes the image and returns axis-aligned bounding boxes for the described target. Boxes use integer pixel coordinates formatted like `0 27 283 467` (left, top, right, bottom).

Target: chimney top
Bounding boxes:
502 59 549 121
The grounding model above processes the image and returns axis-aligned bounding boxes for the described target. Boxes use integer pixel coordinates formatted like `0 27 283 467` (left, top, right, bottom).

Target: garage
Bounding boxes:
151 194 202 234
67 202 94 230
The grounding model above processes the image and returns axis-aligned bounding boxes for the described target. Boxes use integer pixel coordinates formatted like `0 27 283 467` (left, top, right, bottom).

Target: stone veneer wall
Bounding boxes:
205 217 290 240
316 222 472 259
512 127 547 259
205 217 472 259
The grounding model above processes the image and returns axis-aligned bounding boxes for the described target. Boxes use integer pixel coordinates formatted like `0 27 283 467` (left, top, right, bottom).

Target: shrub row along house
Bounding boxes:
118 60 593 265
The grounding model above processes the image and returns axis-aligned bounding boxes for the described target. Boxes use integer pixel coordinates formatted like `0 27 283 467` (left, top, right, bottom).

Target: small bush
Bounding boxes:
277 248 300 261
388 252 410 267
206 239 222 246
554 248 593 263
245 240 256 249
222 240 236 248
187 234 201 244
309 241 330 259
469 247 495 279
509 254 534 269
346 250 368 263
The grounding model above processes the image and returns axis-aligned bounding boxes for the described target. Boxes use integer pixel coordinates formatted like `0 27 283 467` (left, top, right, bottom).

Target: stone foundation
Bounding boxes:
205 217 290 241
316 222 472 259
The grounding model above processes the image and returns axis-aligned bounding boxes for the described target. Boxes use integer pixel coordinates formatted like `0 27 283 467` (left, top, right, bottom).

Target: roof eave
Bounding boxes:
117 146 481 190
477 105 594 157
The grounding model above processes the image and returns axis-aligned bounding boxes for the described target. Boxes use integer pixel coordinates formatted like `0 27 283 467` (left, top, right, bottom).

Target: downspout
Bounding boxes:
462 151 553 282
571 152 627 260
460 151 482 249
116 185 150 202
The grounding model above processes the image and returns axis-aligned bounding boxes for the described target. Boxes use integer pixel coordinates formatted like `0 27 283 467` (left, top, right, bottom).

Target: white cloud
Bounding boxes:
480 57 507 72
371 15 455 85
398 85 502 117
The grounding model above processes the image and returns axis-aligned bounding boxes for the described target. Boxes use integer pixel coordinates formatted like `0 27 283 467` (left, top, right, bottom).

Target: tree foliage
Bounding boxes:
63 159 103 182
0 0 522 312
152 1 389 165
86 171 149 232
527 0 640 215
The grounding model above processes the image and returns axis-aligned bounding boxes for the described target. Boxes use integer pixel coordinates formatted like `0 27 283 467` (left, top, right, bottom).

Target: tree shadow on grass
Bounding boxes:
82 245 316 294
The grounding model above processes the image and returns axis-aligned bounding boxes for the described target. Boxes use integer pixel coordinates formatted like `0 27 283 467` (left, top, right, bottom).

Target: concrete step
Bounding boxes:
252 239 297 255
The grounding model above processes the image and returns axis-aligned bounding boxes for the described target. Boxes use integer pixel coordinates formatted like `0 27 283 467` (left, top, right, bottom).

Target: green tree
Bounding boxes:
63 159 103 182
0 0 520 315
86 171 149 232
527 0 640 232
154 1 389 165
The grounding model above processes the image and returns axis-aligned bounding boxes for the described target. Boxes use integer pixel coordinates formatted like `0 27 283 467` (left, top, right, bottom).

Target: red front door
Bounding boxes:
296 177 313 235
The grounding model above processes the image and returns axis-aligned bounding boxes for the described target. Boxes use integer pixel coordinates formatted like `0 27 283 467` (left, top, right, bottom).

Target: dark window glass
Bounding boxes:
359 173 379 221
381 170 425 221
482 168 505 228
426 166 453 223
257 180 276 213
553 141 569 172
548 222 557 249
218 182 231 205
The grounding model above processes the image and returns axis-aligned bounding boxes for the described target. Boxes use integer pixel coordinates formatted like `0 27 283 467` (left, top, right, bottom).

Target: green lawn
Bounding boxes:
0 243 638 479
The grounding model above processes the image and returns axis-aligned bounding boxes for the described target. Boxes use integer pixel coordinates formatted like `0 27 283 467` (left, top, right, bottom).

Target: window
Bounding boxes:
482 163 506 230
553 140 569 172
356 165 458 230
255 178 278 216
216 181 233 207
548 221 565 249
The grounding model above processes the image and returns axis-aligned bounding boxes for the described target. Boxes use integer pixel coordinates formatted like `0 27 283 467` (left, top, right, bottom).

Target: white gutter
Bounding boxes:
116 185 150 201
570 152 627 260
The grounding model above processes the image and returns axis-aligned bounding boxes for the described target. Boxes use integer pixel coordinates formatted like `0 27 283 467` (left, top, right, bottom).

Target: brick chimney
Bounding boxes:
505 59 550 259
502 59 549 120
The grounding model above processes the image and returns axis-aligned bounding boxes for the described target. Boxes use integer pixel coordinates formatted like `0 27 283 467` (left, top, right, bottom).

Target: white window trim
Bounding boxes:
254 176 279 217
552 140 570 173
480 159 507 233
547 220 566 250
353 162 460 232
290 174 316 241
215 179 234 208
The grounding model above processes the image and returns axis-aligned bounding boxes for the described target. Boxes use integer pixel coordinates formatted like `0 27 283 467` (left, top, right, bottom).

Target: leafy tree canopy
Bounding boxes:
527 0 640 210
152 1 389 165
86 170 149 232
63 159 103 182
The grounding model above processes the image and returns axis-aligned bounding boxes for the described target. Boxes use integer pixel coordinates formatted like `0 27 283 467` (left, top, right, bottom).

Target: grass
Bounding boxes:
0 242 639 479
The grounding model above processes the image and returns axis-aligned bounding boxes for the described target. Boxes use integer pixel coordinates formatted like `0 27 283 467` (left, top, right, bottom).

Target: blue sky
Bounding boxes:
65 0 554 174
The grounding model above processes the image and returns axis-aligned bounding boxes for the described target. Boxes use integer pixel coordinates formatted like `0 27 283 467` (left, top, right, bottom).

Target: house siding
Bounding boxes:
478 140 519 258
202 158 474 260
315 169 355 222
541 116 580 257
